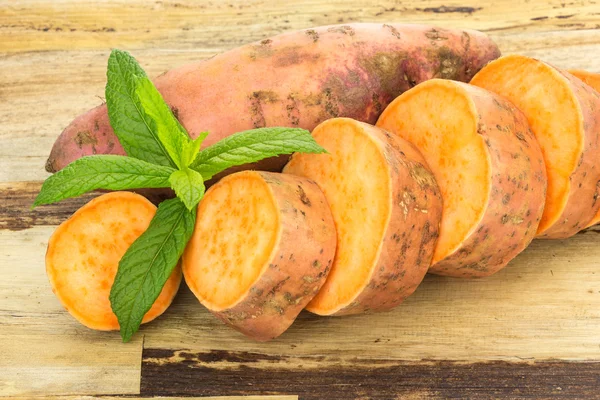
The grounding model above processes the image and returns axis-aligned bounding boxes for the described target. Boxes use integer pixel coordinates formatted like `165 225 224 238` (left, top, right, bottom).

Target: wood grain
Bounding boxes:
142 348 600 399
2 1 600 184
3 0 600 398
0 226 144 396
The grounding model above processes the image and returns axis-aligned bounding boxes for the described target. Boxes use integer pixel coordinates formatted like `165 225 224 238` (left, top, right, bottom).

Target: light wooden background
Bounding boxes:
2 0 600 398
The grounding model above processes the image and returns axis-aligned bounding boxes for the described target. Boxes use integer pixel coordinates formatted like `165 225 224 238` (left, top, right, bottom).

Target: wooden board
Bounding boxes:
2 0 600 398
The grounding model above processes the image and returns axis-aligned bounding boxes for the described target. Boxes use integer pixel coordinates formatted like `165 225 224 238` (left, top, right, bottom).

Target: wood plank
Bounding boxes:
10 397 296 400
1 1 600 184
0 227 143 396
0 181 172 231
2 0 600 54
141 349 600 399
140 228 600 360
4 192 600 361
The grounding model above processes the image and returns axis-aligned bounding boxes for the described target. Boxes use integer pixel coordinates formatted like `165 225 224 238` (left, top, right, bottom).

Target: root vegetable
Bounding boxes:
283 118 442 314
377 79 547 277
183 171 336 341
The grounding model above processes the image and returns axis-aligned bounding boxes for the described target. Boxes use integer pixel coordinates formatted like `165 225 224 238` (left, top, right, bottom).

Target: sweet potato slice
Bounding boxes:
568 69 600 227
46 192 182 330
377 80 546 277
283 118 442 315
471 55 600 238
183 171 336 341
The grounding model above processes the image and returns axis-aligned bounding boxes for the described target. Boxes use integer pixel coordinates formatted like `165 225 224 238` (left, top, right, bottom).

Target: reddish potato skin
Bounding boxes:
432 84 547 278
543 71 600 237
191 172 336 341
338 124 443 315
46 23 500 174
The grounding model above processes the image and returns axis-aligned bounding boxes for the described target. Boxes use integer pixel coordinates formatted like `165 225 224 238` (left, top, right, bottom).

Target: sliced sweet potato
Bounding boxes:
568 69 600 227
377 79 546 277
283 118 442 315
471 55 600 238
183 171 336 341
46 192 182 330
569 70 600 92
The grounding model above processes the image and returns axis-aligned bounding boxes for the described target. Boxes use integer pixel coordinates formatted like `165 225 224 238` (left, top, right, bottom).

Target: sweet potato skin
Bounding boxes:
433 84 546 277
471 57 600 238
551 71 600 236
283 119 442 315
46 23 500 175
46 192 182 330
184 171 336 341
568 69 600 228
377 81 547 278
337 124 442 315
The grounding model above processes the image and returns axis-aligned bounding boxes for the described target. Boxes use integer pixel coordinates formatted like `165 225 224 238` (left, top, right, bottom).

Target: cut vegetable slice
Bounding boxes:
284 118 442 315
568 69 600 228
183 171 336 341
46 191 182 330
471 55 600 238
377 79 546 277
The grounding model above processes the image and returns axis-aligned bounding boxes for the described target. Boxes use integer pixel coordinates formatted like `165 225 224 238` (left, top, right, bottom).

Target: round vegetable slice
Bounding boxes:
46 191 182 330
471 55 600 238
183 171 336 341
284 118 442 315
377 79 547 277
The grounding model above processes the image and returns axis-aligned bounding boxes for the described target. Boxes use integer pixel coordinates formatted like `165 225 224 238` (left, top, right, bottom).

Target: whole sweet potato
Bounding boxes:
377 80 547 278
283 118 442 315
183 171 336 341
46 23 500 177
471 55 600 238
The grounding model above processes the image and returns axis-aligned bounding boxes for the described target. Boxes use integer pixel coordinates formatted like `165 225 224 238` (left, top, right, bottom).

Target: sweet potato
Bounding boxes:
182 171 336 341
46 192 181 330
377 80 546 277
471 55 600 238
46 23 500 178
568 69 600 227
283 118 442 314
569 70 600 92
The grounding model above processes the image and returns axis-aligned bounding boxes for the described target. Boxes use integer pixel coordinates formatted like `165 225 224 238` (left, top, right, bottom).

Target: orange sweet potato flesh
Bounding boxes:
471 55 600 238
46 192 182 331
377 80 547 277
568 69 600 228
283 118 442 315
46 24 500 178
183 171 336 341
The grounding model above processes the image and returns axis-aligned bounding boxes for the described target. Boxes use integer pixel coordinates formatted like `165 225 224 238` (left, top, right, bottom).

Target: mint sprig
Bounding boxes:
190 127 327 180
33 155 175 207
110 198 195 342
35 49 326 342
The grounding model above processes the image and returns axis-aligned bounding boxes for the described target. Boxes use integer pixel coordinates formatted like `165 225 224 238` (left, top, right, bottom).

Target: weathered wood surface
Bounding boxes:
2 0 600 398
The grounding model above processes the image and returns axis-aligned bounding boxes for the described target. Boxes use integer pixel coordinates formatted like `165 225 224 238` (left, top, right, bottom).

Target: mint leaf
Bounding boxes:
181 132 208 167
190 127 326 180
33 155 175 207
169 168 205 211
106 49 181 168
109 198 195 342
134 79 191 169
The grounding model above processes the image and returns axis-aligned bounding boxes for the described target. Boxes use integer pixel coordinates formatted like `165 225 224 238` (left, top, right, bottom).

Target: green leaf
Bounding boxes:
180 132 208 167
33 155 175 207
189 127 327 180
169 168 205 211
110 198 196 342
105 49 187 168
134 79 190 168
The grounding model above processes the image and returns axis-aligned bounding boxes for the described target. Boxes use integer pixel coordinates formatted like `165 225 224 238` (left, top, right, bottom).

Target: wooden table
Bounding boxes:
2 1 600 398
